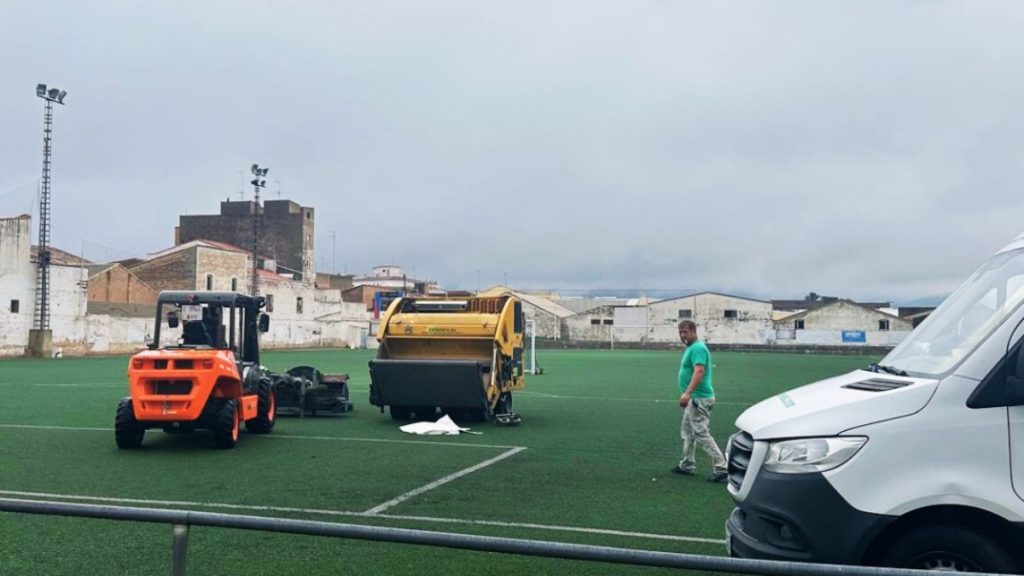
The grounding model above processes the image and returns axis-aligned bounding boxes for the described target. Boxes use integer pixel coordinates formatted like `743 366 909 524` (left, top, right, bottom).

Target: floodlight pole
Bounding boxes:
36 97 54 330
250 164 268 297
29 84 66 358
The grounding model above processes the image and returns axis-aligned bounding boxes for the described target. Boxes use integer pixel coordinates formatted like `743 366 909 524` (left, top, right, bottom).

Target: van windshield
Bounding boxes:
884 248 1024 377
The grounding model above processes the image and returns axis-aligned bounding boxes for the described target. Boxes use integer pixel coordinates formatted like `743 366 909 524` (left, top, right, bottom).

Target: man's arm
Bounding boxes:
679 364 706 406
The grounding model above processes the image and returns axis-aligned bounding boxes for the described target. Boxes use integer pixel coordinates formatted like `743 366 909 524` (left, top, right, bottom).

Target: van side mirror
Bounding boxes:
259 313 270 333
167 311 179 329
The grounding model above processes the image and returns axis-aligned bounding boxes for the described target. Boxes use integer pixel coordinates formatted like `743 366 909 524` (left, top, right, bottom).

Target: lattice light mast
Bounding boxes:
34 84 67 333
249 164 268 296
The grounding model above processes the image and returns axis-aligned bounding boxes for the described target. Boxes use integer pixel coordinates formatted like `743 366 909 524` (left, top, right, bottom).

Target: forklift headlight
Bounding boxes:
763 437 867 474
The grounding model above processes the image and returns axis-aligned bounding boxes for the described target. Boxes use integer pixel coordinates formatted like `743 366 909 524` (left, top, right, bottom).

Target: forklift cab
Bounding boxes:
153 291 270 365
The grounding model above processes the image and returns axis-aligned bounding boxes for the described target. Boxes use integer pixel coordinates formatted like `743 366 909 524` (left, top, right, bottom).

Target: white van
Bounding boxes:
726 231 1024 573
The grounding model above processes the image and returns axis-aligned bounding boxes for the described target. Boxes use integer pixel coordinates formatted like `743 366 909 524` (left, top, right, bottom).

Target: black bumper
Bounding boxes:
727 470 894 564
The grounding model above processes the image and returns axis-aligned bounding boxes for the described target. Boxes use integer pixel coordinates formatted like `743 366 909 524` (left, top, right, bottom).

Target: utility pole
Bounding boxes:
250 164 268 296
331 230 337 274
29 83 67 358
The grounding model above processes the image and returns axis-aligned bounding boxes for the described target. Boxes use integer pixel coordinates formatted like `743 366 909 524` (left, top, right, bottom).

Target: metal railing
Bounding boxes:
0 497 1010 576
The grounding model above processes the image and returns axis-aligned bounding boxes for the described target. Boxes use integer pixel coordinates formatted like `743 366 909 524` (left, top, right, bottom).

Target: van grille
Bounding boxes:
727 431 754 491
842 378 910 392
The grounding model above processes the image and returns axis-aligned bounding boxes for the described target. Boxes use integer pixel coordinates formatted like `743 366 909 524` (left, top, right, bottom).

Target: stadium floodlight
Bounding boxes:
37 84 67 105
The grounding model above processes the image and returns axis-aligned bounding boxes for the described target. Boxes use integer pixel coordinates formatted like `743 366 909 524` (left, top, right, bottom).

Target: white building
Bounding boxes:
479 286 576 339
0 215 89 356
564 292 774 345
352 264 443 294
773 300 913 347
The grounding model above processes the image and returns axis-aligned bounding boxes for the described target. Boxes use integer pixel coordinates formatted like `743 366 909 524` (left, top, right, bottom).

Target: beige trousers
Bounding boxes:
679 397 727 474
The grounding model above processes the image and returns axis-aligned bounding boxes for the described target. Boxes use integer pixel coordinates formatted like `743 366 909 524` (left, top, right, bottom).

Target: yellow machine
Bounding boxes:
369 295 525 425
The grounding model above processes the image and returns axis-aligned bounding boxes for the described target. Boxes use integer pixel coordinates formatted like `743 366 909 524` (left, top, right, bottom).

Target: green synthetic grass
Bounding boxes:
0 349 873 575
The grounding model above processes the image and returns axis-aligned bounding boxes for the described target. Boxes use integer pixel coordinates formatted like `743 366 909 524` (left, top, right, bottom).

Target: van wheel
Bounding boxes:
115 397 145 449
881 525 1020 573
211 399 240 449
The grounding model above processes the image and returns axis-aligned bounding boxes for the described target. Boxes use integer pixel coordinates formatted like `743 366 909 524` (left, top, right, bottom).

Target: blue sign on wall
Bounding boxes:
842 330 867 343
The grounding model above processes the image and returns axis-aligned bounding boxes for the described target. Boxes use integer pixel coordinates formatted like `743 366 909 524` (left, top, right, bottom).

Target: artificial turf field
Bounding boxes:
0 348 873 575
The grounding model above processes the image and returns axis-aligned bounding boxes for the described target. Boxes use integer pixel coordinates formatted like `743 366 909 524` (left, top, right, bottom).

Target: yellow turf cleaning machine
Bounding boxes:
369 295 525 425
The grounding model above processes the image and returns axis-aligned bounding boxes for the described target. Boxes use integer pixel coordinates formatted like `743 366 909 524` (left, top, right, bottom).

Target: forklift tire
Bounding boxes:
115 397 145 449
390 405 412 421
245 378 276 433
211 399 240 449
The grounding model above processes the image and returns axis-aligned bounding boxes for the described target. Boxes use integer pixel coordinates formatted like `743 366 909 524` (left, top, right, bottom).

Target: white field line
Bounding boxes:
0 382 123 388
0 491 723 545
0 424 519 450
362 447 526 515
517 391 747 406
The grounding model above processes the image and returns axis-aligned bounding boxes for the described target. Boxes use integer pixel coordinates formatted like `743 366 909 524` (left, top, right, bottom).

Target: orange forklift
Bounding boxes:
115 291 278 449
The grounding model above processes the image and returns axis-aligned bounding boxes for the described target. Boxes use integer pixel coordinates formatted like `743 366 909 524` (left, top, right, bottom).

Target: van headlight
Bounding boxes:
763 437 867 474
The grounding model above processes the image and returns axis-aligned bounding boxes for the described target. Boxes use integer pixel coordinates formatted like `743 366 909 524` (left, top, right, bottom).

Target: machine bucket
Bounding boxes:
369 359 489 409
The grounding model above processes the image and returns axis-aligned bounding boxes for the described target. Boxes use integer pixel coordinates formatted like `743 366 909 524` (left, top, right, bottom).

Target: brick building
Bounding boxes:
176 199 314 283
87 263 158 305
130 240 251 294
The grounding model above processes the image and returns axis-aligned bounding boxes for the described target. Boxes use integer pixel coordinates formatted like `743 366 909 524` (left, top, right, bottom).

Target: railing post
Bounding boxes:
171 523 190 576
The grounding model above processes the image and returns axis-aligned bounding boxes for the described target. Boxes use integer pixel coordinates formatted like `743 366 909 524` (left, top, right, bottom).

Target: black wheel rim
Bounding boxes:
909 551 983 572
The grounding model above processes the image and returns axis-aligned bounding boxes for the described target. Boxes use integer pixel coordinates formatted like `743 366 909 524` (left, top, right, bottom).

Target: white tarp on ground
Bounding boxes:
400 414 472 435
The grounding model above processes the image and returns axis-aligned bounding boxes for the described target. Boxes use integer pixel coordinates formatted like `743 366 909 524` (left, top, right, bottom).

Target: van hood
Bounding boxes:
735 370 938 440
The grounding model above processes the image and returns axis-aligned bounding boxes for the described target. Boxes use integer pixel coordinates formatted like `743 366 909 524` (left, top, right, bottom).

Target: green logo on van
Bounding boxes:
777 393 795 408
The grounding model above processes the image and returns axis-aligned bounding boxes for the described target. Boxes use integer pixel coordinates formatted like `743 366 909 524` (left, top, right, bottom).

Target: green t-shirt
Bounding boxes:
678 340 714 399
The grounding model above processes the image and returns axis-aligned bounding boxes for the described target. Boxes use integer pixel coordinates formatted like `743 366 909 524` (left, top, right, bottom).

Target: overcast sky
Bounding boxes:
3 1 1024 303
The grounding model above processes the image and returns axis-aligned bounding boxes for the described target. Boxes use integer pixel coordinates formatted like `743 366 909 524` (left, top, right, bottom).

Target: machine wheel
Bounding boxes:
390 405 412 421
881 524 1020 573
211 399 240 449
115 397 145 449
463 407 489 423
245 378 276 433
413 406 437 420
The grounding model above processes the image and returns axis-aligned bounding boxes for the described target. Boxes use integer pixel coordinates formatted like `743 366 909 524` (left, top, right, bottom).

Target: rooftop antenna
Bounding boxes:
275 180 282 199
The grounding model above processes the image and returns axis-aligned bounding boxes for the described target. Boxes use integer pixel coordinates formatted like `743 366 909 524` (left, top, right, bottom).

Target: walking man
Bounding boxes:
671 320 728 483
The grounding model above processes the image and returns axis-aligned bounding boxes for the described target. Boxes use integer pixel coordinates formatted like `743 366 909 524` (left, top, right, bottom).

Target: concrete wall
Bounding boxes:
261 277 371 349
0 215 91 356
521 303 563 339
772 301 913 347
0 216 35 355
563 306 616 341
88 265 158 304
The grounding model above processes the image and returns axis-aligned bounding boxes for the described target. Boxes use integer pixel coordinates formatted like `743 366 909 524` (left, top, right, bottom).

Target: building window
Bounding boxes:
10 300 19 314
603 319 614 326
206 274 213 290
590 318 601 325
266 294 274 312
296 297 304 314
231 278 238 291
794 319 805 330
724 309 738 319
678 309 692 319
879 319 890 331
